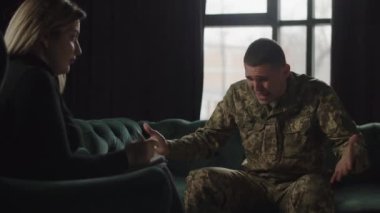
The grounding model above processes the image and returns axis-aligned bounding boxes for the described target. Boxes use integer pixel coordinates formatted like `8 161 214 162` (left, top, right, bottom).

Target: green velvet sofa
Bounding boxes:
1 117 379 212
147 119 380 213
0 118 175 213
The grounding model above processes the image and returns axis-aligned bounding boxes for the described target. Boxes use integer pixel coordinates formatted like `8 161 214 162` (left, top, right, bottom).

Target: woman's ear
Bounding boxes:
33 34 51 66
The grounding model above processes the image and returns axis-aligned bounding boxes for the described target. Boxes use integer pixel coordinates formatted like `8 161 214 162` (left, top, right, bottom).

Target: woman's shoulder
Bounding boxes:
4 55 58 96
8 55 55 83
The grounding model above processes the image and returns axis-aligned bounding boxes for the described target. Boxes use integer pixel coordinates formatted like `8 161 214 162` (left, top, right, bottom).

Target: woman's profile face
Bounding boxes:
44 19 82 75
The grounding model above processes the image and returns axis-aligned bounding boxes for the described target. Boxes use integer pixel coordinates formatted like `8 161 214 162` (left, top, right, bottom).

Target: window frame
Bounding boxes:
204 0 331 76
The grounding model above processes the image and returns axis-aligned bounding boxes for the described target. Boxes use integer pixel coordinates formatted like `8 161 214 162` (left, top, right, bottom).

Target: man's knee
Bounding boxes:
286 174 334 212
185 167 272 213
185 168 229 213
186 167 240 193
295 174 332 198
185 167 224 197
187 167 222 185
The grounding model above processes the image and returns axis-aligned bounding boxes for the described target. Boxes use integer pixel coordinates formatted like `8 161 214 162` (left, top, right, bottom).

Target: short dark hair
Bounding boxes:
243 38 286 67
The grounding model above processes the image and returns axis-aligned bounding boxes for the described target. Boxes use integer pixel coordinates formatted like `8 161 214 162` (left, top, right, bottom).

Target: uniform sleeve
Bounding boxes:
167 87 238 160
316 85 369 173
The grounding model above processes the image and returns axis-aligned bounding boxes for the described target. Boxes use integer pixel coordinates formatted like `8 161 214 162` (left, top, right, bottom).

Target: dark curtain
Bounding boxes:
0 1 22 33
65 0 205 121
331 0 380 124
0 0 205 122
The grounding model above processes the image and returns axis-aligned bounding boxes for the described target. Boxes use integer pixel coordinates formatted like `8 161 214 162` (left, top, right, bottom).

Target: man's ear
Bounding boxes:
282 64 291 77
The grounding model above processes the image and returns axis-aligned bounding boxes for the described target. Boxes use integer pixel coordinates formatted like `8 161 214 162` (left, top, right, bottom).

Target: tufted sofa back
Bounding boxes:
73 118 144 154
72 117 380 183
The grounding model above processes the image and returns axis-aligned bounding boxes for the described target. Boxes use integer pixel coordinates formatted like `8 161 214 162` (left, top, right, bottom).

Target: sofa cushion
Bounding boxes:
358 123 380 180
335 183 380 212
174 177 186 203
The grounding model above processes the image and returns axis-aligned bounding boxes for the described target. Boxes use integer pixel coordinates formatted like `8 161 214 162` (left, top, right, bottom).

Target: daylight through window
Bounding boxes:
201 0 332 119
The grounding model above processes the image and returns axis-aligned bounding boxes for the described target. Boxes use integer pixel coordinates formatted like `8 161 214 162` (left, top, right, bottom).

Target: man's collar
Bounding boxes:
271 72 302 116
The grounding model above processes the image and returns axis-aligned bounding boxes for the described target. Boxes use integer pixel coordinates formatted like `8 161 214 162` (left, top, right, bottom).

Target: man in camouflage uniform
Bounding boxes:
144 38 369 213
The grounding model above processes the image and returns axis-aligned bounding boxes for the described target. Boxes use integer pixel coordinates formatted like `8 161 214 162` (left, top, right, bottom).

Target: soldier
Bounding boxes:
144 38 369 213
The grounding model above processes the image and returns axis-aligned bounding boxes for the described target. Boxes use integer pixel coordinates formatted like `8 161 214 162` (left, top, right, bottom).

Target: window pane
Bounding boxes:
279 0 307 20
279 26 307 75
206 0 267 14
202 27 272 119
313 25 331 84
314 0 332 19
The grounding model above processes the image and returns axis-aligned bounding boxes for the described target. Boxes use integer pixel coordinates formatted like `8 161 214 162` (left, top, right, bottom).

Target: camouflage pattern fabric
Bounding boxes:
185 167 334 213
168 73 368 175
167 73 368 212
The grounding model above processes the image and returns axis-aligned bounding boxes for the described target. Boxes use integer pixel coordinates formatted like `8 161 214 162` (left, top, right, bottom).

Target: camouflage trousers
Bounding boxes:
184 167 334 213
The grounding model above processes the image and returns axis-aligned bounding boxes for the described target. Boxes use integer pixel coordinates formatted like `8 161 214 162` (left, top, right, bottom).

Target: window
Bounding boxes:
201 0 332 119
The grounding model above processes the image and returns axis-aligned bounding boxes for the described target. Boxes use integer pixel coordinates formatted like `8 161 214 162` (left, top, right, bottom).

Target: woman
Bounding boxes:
0 1 185 211
0 0 148 180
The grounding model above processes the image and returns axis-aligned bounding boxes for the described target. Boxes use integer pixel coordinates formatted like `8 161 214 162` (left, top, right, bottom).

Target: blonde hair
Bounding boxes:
4 0 86 56
57 74 67 94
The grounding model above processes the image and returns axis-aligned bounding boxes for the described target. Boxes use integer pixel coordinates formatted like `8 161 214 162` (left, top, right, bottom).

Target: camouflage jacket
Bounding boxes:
168 73 368 176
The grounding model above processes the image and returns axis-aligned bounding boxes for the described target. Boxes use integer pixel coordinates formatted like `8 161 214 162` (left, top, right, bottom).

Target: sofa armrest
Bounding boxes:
0 166 172 213
333 122 380 186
